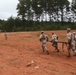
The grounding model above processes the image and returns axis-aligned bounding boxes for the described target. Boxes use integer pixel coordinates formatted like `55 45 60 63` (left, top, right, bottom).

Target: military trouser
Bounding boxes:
52 42 59 52
67 42 76 56
42 40 49 54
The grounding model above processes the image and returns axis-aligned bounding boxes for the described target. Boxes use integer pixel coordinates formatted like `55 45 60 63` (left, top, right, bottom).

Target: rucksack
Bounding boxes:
42 34 46 40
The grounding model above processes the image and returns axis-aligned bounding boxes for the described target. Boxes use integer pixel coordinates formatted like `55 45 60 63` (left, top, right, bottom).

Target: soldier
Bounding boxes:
51 31 59 52
4 31 7 40
72 32 76 56
39 31 49 54
66 28 76 57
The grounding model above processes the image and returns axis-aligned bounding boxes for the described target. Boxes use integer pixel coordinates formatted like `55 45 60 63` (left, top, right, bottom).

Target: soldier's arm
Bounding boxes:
46 35 49 41
39 35 42 42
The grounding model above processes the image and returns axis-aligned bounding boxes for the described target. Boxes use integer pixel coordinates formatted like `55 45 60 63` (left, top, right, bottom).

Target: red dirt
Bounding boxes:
0 30 76 75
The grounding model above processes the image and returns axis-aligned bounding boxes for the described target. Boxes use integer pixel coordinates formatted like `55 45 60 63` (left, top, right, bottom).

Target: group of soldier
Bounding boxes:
39 28 76 57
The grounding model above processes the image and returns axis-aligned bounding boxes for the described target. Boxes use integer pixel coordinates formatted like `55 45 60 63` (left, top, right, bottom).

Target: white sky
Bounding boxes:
0 0 72 20
0 0 19 20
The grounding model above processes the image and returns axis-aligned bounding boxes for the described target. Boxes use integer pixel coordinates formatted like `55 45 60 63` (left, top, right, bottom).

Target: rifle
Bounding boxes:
49 41 67 52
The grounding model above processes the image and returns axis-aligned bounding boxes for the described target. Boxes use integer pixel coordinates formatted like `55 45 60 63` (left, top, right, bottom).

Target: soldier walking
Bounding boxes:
51 31 59 52
66 28 76 57
4 31 7 40
72 32 76 56
39 31 49 54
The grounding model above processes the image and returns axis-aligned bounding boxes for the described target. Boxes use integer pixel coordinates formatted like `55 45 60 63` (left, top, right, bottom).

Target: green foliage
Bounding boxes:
0 0 76 32
0 18 76 32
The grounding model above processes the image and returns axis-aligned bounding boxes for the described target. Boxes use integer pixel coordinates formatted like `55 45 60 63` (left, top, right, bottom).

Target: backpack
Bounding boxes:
42 34 46 40
41 34 48 41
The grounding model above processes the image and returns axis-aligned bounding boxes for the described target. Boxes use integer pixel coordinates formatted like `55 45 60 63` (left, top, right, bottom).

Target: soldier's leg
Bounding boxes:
67 44 71 57
55 42 59 52
5 34 7 40
74 50 76 56
72 45 76 56
45 47 49 54
42 43 45 52
42 45 45 52
74 46 76 56
56 42 59 52
52 42 57 50
72 45 75 52
52 42 55 47
44 43 49 54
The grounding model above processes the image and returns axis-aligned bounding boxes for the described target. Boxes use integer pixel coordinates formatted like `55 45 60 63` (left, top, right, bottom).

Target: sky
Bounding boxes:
0 0 72 20
0 0 19 20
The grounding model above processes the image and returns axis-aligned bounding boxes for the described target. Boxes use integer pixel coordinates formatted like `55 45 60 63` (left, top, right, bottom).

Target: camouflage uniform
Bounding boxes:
73 32 76 55
66 28 76 57
51 32 59 52
39 31 49 54
4 31 7 40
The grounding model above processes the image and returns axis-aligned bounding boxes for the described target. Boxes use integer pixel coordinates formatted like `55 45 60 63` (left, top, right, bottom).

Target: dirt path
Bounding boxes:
0 31 76 75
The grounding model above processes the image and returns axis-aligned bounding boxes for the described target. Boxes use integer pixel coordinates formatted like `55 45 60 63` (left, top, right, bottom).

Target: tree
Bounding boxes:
17 0 27 28
32 0 43 21
71 0 76 22
57 0 70 22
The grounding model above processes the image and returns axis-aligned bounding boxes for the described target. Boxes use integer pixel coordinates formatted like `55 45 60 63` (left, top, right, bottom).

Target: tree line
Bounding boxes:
0 0 76 32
